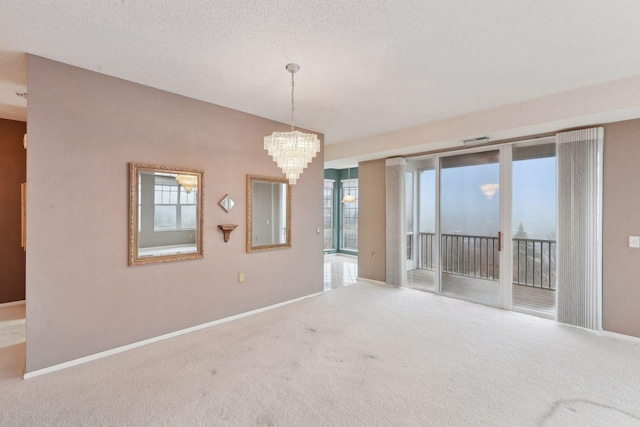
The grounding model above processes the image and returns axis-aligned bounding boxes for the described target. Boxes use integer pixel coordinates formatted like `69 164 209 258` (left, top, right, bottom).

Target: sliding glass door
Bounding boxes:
406 141 557 317
440 150 501 306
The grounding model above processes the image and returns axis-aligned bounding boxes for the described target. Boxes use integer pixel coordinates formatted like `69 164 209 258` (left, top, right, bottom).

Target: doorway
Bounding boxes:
324 167 359 291
406 139 557 317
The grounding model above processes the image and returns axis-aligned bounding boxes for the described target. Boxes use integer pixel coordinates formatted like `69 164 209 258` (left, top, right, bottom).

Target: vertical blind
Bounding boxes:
385 158 407 287
556 127 604 331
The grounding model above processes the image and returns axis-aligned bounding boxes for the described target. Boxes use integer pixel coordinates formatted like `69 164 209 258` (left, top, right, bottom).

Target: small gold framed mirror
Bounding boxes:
129 163 204 265
246 175 291 253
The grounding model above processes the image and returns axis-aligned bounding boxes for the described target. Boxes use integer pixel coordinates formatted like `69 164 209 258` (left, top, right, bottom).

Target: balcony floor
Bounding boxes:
406 269 555 317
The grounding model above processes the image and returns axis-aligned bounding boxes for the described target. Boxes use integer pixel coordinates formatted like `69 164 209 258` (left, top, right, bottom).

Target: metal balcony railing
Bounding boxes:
513 238 556 290
415 233 556 290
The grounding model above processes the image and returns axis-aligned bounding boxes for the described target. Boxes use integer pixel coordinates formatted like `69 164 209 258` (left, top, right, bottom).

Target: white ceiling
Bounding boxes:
2 0 640 148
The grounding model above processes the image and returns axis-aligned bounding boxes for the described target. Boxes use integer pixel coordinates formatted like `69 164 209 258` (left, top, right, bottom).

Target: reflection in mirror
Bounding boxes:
129 163 204 265
247 175 291 253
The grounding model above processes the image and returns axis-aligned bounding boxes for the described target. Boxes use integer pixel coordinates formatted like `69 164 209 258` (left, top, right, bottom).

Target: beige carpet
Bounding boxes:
1 283 640 426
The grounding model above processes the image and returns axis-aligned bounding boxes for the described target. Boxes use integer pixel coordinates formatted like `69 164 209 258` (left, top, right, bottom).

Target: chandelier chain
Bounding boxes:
290 71 295 130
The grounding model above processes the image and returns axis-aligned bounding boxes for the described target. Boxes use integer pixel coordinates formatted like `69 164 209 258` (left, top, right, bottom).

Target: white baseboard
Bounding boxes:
0 300 25 308
358 277 388 286
24 291 324 379
602 330 640 344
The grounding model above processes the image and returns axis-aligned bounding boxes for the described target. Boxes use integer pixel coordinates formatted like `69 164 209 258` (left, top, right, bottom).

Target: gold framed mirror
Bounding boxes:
246 175 291 253
129 163 204 265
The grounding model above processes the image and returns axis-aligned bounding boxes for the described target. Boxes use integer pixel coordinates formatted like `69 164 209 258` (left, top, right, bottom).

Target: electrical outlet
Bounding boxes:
238 272 245 283
372 252 376 260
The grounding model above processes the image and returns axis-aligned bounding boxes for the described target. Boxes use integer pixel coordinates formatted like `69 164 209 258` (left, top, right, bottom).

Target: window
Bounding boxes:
154 175 197 231
406 171 414 260
138 179 142 232
341 178 358 251
324 180 335 250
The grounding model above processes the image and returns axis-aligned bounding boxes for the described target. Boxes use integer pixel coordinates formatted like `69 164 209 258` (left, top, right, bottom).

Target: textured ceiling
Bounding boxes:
1 0 640 145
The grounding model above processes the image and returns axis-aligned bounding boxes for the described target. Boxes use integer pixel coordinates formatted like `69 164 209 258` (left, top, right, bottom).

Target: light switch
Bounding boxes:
629 236 640 248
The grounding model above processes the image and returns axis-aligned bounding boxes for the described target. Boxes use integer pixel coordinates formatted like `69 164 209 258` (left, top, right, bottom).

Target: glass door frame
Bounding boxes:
406 171 417 270
499 147 513 311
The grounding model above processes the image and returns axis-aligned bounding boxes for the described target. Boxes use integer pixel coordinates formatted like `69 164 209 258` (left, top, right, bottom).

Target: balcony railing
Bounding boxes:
416 233 556 290
513 238 556 290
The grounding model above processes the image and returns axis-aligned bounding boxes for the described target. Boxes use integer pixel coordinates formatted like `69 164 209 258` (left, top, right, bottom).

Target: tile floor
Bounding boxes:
0 303 25 350
323 254 358 291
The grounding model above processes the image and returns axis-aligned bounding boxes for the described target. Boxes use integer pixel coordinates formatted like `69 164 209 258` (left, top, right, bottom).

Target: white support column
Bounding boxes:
385 157 407 287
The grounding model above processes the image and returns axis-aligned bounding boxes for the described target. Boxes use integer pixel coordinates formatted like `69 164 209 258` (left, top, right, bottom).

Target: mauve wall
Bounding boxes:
0 118 26 304
358 159 386 282
602 118 640 338
26 56 324 372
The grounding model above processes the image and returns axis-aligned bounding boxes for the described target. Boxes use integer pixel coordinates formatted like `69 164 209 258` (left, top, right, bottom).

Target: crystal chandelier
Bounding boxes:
176 174 197 193
264 63 320 185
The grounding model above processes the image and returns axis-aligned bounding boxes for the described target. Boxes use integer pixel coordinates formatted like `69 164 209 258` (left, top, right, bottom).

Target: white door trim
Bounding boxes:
499 146 513 310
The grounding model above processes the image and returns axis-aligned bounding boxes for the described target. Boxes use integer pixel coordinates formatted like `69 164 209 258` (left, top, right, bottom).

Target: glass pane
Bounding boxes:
180 205 196 229
180 188 196 204
441 164 499 238
169 188 178 204
406 172 414 230
407 164 436 291
512 142 556 316
278 183 288 244
341 179 358 251
154 205 177 230
440 150 500 306
138 181 142 232
323 180 334 250
406 172 414 261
